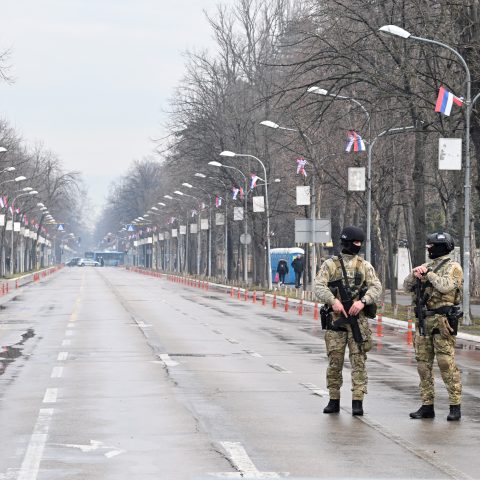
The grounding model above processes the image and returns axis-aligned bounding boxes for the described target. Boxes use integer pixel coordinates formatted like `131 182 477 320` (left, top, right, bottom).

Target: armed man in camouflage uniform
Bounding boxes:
404 232 463 421
315 226 382 416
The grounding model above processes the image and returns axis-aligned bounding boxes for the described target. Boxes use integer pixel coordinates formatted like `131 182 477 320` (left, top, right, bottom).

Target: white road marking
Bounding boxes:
42 388 58 404
300 383 329 397
51 367 63 378
244 349 263 358
65 330 74 337
137 321 152 328
52 440 125 458
158 354 179 367
217 442 280 478
57 352 68 361
17 408 54 480
61 339 71 347
267 363 291 373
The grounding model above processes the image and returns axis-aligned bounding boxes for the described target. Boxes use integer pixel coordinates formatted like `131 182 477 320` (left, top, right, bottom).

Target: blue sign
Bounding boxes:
127 224 135 232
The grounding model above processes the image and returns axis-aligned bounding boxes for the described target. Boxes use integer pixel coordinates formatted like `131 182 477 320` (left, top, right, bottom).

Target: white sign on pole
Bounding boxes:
158 233 164 241
6 220 12 231
253 196 265 213
171 229 177 238
179 225 186 235
215 213 225 226
164 231 170 239
201 219 209 230
348 167 366 191
296 186 311 206
439 138 462 170
190 224 197 234
233 207 244 221
0 214 4 226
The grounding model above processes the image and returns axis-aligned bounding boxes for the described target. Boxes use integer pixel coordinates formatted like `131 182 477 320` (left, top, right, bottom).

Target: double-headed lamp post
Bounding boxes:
207 162 249 283
260 120 320 288
379 24 479 324
10 188 37 275
220 150 273 290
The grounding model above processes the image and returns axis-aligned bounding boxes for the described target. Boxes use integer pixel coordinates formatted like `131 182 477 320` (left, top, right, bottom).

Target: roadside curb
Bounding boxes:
125 267 480 344
0 265 63 306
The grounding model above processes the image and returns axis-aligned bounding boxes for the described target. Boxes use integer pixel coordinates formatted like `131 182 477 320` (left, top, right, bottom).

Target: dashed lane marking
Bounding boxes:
61 339 71 347
299 382 328 397
42 388 58 404
158 354 179 367
50 367 63 378
243 349 263 358
214 441 281 478
17 408 54 480
56 352 68 361
267 364 291 374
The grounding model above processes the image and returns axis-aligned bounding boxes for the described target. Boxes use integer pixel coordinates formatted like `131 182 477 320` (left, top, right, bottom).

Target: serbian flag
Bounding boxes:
215 196 222 208
435 86 463 116
296 157 307 177
346 130 366 152
232 187 239 200
250 174 259 189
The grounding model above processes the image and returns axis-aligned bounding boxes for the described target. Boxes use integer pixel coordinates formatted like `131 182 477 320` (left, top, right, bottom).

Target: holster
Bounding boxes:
426 305 462 336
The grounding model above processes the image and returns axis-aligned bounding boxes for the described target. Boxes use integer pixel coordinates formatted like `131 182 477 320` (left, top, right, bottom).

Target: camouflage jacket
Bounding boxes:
403 254 463 309
315 254 382 316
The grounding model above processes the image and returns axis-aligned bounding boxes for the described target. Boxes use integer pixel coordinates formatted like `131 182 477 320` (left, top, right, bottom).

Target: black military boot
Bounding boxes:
352 400 363 416
410 404 435 419
323 399 340 414
447 405 461 421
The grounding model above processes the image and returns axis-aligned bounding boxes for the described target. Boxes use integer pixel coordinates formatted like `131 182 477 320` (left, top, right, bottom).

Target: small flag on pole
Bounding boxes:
232 187 239 200
435 86 463 116
191 209 198 218
215 196 222 208
239 187 244 200
346 130 366 152
296 157 307 177
250 174 259 189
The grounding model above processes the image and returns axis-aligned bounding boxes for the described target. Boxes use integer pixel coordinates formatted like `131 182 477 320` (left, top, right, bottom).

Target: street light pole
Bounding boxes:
379 24 476 324
220 151 273 290
207 164 248 283
308 87 372 261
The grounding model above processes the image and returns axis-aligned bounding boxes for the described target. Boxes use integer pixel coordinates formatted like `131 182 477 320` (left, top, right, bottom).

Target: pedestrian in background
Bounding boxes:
291 254 304 288
276 258 289 286
404 231 463 421
315 226 382 416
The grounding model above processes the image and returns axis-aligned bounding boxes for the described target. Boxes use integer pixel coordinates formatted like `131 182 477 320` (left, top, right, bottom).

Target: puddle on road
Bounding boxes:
0 328 35 375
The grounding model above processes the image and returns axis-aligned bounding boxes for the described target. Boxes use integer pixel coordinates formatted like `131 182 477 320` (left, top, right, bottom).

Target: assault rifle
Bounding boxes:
328 278 363 344
415 277 427 336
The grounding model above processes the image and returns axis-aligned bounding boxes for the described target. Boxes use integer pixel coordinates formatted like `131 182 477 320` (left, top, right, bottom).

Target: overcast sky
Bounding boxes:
0 0 230 217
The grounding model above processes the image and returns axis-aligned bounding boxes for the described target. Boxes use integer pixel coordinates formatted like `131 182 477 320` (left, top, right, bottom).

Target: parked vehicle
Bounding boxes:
77 258 100 267
66 257 81 267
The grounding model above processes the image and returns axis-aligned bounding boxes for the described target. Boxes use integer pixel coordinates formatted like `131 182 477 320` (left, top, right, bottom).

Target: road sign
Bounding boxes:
294 218 331 244
240 233 251 245
127 224 135 232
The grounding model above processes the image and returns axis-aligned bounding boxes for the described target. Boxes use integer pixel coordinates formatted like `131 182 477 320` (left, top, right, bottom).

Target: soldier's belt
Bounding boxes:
424 306 456 317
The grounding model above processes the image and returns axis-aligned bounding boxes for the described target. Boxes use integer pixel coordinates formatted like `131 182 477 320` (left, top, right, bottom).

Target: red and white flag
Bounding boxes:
296 157 307 177
215 196 222 208
250 174 259 189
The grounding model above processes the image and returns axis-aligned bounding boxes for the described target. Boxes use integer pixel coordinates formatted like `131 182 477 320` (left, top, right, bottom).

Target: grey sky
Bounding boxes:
0 0 228 217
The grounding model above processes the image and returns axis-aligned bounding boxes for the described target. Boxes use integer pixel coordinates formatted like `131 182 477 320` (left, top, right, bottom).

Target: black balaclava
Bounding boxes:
426 232 454 259
340 226 365 255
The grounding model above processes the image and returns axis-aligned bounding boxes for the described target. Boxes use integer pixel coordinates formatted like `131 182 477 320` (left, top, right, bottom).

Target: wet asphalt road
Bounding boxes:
1 268 480 480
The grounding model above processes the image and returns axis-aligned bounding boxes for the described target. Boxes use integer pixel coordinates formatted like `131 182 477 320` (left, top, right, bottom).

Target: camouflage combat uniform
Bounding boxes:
403 254 463 406
315 254 382 401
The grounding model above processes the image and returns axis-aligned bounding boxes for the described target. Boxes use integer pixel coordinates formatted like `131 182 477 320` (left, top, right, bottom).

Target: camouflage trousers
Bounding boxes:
414 316 462 405
324 323 371 401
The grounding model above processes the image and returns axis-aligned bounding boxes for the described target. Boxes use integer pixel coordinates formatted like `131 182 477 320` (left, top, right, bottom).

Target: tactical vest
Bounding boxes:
326 256 366 300
422 258 462 308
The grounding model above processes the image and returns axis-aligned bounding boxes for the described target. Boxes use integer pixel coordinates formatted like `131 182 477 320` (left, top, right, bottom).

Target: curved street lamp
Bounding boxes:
379 24 478 323
220 150 273 290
